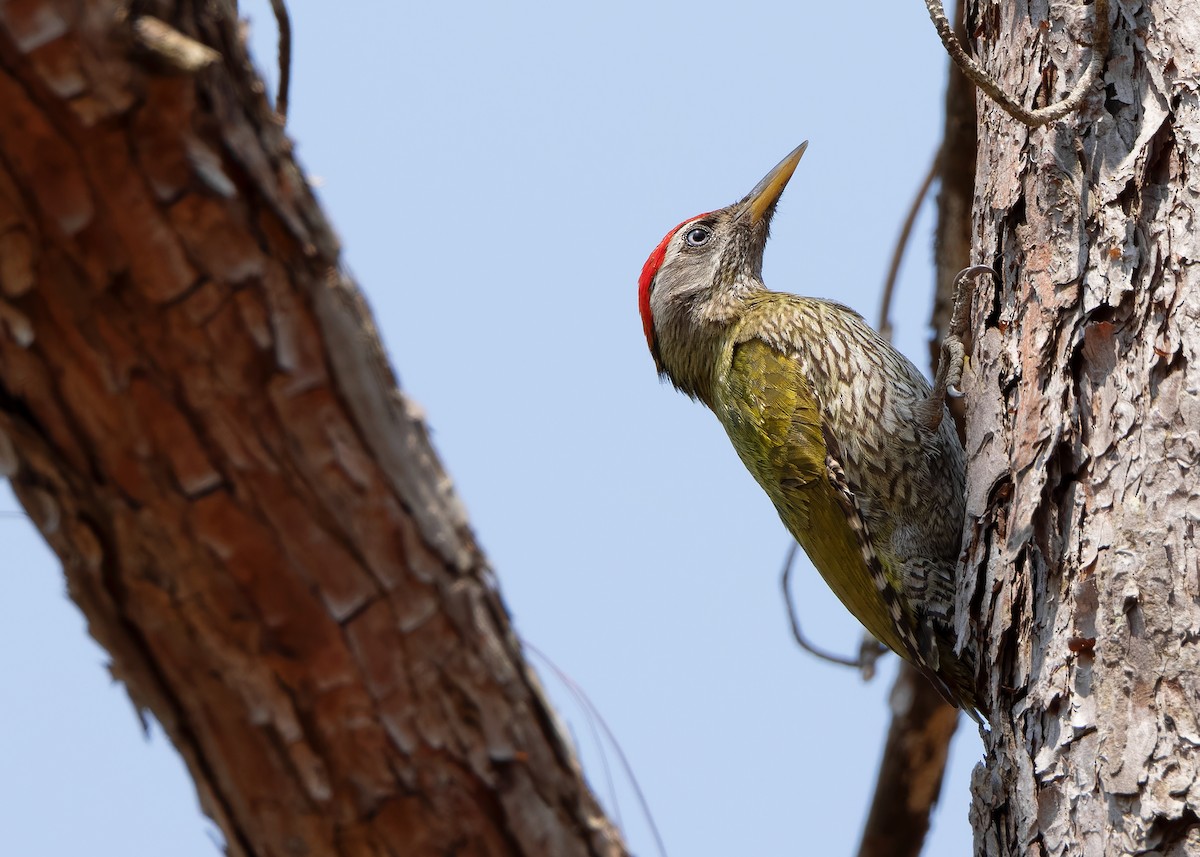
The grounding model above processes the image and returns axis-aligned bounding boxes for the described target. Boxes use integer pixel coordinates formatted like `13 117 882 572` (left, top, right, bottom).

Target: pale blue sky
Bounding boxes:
1 2 982 854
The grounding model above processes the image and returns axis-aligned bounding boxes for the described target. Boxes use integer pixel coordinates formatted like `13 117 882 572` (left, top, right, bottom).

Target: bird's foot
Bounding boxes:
923 266 997 431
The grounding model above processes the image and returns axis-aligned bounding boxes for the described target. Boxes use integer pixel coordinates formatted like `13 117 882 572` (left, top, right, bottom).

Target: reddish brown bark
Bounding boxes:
0 2 622 854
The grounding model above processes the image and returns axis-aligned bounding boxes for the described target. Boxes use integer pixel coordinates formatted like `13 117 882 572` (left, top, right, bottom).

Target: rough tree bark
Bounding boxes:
0 1 624 854
962 0 1200 854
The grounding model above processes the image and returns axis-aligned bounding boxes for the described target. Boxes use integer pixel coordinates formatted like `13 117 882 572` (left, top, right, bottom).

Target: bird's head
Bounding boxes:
637 142 808 388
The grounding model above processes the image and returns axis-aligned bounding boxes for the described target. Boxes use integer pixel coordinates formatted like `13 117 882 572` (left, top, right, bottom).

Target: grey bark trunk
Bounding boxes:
962 0 1200 853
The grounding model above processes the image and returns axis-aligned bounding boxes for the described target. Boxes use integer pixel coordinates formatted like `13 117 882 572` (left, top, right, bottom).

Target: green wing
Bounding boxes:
714 336 915 659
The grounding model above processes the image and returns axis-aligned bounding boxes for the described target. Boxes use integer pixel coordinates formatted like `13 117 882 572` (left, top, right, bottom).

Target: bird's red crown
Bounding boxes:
638 213 709 359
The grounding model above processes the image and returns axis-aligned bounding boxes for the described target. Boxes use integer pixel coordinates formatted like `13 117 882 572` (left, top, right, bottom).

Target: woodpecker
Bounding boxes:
638 143 982 715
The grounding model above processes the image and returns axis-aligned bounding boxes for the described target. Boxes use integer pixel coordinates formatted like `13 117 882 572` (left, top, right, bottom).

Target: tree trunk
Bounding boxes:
0 2 622 854
963 0 1200 853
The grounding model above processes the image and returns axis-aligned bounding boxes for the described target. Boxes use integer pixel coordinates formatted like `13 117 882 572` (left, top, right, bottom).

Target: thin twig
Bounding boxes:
780 542 886 670
269 0 292 120
924 0 1111 127
523 641 669 857
878 148 942 343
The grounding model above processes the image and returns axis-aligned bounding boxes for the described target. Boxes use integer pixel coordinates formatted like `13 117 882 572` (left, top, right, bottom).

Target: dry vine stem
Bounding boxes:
925 0 1112 126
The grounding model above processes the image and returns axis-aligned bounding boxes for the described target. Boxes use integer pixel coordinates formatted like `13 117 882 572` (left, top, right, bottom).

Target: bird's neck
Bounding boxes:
656 281 760 406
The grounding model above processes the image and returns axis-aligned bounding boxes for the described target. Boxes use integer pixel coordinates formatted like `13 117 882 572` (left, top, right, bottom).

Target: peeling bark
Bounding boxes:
962 1 1200 854
0 2 623 854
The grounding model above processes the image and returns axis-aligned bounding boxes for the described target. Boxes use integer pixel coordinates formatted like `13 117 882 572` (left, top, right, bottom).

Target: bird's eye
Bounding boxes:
685 226 711 247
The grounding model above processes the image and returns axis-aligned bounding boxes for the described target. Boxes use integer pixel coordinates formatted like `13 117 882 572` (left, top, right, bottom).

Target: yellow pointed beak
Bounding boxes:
742 141 808 224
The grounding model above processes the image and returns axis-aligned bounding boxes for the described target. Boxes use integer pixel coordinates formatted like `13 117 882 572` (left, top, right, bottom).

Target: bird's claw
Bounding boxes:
929 269 993 414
